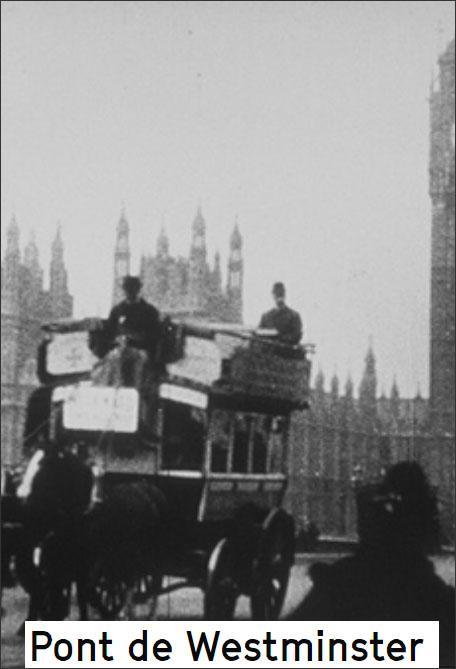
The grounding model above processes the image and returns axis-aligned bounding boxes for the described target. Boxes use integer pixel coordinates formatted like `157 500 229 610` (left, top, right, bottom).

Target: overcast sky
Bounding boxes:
2 1 454 397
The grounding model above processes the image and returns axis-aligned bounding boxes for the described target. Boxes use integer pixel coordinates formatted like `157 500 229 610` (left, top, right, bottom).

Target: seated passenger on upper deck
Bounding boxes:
259 282 303 345
92 276 162 395
105 275 161 357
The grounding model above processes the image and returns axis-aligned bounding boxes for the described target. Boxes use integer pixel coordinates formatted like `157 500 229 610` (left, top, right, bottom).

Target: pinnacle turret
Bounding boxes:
230 218 242 249
226 217 243 322
188 206 208 310
157 226 169 258
23 230 43 290
330 373 339 399
112 207 131 305
213 251 222 290
50 224 72 318
358 344 378 425
314 369 325 394
6 214 20 257
344 375 354 399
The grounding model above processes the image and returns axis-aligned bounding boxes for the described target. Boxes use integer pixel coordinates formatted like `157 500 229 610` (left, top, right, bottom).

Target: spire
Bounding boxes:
24 229 38 264
390 377 400 401
52 222 63 257
23 230 43 289
157 226 169 258
50 223 72 318
230 216 242 250
188 205 208 310
119 201 127 226
112 206 131 305
5 214 20 262
191 205 206 250
213 251 222 290
389 376 400 424
2 214 21 312
314 369 325 394
226 216 243 322
358 343 377 425
330 373 339 399
344 375 354 399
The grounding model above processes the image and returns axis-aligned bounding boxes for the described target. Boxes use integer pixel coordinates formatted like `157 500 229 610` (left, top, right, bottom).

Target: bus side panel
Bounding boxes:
155 473 205 521
199 477 286 521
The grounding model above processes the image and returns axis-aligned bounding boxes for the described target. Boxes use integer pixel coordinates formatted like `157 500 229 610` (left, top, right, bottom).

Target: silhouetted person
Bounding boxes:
105 276 160 356
288 462 455 668
91 276 161 390
259 282 302 345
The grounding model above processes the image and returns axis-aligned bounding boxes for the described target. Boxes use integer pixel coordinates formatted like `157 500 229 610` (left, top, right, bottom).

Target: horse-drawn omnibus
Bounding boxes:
16 316 313 620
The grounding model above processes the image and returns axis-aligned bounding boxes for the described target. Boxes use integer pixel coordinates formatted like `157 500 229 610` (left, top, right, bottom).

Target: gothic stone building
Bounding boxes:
429 38 455 435
112 205 243 322
1 218 73 466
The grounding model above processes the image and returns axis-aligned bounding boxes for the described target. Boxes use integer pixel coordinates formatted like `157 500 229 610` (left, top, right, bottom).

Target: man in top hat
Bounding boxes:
259 282 303 345
105 275 161 356
91 276 161 393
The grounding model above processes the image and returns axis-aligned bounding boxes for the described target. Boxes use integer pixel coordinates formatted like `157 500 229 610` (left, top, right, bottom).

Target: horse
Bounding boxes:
15 443 170 622
14 445 93 628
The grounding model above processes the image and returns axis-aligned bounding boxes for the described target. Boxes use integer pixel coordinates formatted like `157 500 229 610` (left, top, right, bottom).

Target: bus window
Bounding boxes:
268 417 287 473
252 416 269 473
232 415 251 473
161 402 205 470
210 410 232 473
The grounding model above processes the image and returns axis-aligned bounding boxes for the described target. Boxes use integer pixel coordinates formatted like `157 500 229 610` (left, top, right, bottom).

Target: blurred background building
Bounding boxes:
1 38 454 542
1 221 73 465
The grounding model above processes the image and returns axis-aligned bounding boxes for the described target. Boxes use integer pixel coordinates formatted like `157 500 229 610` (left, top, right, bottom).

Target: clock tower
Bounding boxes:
429 38 455 434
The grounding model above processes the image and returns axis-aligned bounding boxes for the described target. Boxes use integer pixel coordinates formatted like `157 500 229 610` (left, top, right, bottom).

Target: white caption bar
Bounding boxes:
25 621 439 668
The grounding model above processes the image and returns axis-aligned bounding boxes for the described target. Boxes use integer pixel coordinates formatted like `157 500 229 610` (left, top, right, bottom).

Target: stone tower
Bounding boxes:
112 207 131 305
1 217 21 465
1 217 74 465
358 344 378 428
226 219 244 322
1 216 21 391
49 224 73 319
188 205 208 310
429 38 455 434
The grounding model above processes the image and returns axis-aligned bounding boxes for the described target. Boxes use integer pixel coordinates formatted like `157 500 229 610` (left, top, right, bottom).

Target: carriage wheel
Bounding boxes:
250 510 294 620
88 561 129 619
204 538 239 620
125 569 163 620
89 561 162 620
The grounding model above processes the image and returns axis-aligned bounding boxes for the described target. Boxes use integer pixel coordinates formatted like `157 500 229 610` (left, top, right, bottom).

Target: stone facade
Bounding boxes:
286 347 454 544
429 38 455 435
1 218 73 466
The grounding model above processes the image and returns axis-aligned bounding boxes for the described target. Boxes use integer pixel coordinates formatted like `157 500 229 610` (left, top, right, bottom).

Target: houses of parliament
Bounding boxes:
1 39 454 540
112 205 244 322
0 206 244 466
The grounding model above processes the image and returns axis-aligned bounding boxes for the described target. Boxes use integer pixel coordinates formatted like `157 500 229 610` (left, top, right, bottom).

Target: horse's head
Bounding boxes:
17 446 93 537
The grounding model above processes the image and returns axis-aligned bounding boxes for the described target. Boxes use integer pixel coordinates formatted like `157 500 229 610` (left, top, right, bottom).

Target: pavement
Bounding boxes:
2 553 454 669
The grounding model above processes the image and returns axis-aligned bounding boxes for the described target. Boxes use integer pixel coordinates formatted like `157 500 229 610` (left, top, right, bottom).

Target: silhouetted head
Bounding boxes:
122 275 141 302
357 461 440 555
383 461 432 503
272 281 286 307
